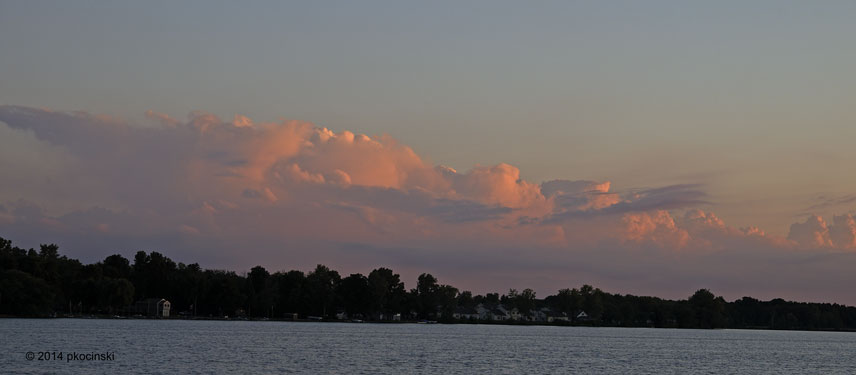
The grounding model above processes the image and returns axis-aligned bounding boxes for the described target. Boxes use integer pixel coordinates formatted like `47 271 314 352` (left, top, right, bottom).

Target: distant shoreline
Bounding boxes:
4 237 856 332
3 315 856 334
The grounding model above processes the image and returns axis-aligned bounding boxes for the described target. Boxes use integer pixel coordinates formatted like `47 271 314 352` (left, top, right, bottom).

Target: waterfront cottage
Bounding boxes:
545 310 569 323
134 298 171 317
452 306 480 320
489 308 509 321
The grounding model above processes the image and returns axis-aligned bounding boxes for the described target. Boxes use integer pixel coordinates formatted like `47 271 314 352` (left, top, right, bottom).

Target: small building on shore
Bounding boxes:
452 306 480 320
545 310 569 323
135 298 171 317
489 307 509 321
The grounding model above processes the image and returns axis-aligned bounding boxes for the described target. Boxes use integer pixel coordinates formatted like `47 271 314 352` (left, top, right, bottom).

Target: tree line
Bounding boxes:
2 237 856 331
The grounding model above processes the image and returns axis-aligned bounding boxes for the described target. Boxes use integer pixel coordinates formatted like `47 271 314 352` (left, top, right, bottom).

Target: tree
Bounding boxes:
39 244 59 259
247 266 272 317
457 291 475 309
174 262 204 316
368 267 405 319
580 284 604 319
484 293 500 304
436 284 459 321
338 273 371 318
689 289 726 329
0 270 54 315
272 270 305 317
102 254 131 279
102 277 134 312
512 288 537 315
131 251 150 298
0 237 19 271
552 288 582 314
248 266 269 294
200 270 245 317
415 273 439 318
304 265 340 317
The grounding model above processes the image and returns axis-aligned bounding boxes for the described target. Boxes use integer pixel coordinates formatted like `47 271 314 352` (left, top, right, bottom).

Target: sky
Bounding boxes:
2 1 856 303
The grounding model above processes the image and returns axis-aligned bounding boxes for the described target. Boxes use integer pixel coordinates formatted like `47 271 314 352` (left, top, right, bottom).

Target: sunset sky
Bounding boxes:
3 1 856 303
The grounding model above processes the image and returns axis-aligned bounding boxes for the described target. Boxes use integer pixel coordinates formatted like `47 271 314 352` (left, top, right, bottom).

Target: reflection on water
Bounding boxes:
2 319 855 374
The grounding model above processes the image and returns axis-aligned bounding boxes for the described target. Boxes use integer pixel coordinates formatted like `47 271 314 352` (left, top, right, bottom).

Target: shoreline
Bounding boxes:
3 315 856 333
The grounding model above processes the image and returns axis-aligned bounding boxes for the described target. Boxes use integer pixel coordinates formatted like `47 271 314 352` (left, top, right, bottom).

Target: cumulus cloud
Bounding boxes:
0 105 556 246
788 215 832 248
447 163 544 209
4 105 856 304
622 210 690 248
0 105 556 221
788 214 856 249
829 215 856 248
0 105 790 253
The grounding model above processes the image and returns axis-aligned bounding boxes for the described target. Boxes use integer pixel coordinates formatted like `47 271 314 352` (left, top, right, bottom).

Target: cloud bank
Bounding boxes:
2 105 856 303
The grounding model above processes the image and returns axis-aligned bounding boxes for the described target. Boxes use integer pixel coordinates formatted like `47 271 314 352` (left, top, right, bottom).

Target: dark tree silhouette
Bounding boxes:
2 235 856 331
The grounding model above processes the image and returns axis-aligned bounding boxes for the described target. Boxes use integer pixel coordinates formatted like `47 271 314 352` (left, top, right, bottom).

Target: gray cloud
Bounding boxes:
545 184 709 223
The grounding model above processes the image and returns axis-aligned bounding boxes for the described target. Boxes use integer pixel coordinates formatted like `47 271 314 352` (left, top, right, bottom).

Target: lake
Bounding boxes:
1 319 855 374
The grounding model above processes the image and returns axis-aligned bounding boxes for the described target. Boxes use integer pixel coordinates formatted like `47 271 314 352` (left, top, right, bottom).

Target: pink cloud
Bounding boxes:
788 214 856 249
829 214 856 248
4 105 856 304
448 163 546 209
0 105 797 252
622 210 690 249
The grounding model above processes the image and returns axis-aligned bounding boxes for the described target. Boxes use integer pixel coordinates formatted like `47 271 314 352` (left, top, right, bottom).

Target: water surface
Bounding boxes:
1 319 854 374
